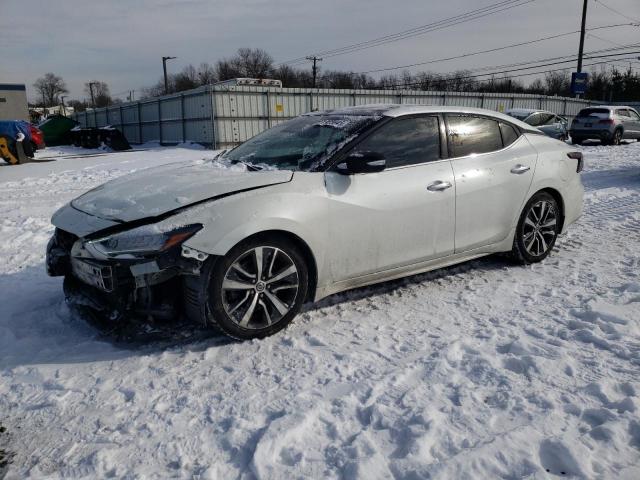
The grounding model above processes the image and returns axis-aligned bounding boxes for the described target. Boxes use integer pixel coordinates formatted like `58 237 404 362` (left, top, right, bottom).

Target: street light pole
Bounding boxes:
162 56 177 94
60 95 67 116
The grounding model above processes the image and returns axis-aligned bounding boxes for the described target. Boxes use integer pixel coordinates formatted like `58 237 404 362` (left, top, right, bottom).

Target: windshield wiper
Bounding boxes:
230 159 263 171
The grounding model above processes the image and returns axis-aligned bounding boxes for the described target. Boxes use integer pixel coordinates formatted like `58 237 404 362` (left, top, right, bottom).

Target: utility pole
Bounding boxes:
162 56 177 94
306 56 322 88
577 0 588 73
88 82 98 108
574 0 589 98
60 95 67 116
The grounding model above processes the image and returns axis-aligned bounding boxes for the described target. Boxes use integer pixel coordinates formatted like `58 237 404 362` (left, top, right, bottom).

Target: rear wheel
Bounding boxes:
23 141 35 158
612 129 623 145
204 235 308 340
510 192 560 264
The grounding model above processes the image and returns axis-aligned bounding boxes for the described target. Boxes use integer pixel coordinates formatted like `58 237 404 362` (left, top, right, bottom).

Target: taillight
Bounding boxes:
598 119 614 125
567 151 583 173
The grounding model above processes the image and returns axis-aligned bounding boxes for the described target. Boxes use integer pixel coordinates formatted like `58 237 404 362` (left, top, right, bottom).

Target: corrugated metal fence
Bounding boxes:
72 85 595 149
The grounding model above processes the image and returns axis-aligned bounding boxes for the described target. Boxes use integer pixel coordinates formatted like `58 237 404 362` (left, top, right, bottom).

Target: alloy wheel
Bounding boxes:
221 246 299 329
522 200 558 257
613 130 622 145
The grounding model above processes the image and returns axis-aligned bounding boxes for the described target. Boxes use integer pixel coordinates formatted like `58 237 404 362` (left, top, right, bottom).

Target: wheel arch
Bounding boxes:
228 229 319 303
533 187 566 232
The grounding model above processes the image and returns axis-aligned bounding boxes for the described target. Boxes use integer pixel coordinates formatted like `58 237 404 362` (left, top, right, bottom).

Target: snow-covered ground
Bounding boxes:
0 141 639 479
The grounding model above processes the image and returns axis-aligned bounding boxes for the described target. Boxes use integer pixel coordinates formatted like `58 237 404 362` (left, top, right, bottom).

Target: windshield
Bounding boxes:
222 114 382 171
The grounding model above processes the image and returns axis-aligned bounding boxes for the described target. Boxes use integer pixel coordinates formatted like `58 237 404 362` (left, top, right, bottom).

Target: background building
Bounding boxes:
0 84 29 121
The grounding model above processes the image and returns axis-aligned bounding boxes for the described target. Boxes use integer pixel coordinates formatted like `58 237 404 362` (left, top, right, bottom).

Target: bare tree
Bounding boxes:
197 62 217 85
174 64 199 91
84 81 112 107
215 48 274 80
543 71 571 96
33 73 68 107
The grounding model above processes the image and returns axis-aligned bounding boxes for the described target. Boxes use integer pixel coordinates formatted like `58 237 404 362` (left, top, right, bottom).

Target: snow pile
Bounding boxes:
0 142 639 479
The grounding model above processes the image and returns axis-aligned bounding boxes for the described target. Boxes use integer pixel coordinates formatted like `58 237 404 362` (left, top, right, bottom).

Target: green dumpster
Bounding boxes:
38 115 79 146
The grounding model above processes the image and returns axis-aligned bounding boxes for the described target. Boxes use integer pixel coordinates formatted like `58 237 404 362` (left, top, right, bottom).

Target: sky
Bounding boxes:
0 0 638 102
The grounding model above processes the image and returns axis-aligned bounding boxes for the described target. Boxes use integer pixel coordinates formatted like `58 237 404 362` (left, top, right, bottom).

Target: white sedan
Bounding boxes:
47 105 584 340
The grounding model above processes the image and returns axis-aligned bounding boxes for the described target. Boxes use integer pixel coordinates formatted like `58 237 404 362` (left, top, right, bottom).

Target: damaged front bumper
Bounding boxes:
46 228 210 323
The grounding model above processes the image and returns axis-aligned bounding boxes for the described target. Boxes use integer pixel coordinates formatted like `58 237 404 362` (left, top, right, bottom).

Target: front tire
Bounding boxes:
510 192 560 264
204 235 309 340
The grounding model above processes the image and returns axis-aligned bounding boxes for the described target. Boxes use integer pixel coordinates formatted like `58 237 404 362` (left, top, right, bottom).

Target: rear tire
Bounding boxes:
510 192 560 264
23 141 35 158
604 129 622 146
201 235 309 340
612 129 623 145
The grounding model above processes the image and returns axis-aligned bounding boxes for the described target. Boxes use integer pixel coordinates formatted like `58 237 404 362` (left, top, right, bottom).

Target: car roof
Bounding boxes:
311 104 538 132
580 105 637 111
505 108 555 116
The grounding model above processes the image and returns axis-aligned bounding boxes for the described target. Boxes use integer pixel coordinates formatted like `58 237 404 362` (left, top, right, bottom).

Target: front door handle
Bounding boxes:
510 164 531 174
427 180 453 191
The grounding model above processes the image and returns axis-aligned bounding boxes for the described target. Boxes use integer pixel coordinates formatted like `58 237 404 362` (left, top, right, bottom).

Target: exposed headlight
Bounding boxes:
86 223 202 258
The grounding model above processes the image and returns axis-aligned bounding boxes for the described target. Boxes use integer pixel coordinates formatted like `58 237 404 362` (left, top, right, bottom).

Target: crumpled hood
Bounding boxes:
71 160 293 222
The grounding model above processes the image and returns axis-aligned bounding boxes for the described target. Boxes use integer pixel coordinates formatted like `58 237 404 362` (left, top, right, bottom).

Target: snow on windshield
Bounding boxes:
224 114 382 172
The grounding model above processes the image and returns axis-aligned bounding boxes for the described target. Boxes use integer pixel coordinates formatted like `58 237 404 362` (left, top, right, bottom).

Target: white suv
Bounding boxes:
570 106 640 145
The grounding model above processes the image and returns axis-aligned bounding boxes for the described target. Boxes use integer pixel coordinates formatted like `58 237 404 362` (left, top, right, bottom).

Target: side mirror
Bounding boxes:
336 151 386 175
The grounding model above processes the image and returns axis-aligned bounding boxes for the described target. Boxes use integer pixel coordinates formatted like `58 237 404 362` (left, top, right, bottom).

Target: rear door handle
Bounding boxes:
510 164 530 174
427 180 453 191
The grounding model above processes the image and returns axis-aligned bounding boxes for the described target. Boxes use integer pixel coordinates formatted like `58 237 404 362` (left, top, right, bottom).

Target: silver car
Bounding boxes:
570 106 640 145
47 105 584 340
505 109 569 141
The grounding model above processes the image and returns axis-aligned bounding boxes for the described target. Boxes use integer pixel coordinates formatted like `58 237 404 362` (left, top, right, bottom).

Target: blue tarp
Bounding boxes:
0 120 32 141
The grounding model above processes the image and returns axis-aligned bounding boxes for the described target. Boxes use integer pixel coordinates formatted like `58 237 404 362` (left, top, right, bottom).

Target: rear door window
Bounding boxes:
446 115 503 157
499 122 520 147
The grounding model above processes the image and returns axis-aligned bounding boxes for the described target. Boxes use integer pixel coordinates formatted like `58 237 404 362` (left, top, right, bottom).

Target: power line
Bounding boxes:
348 23 635 75
377 54 640 89
470 50 640 78
458 43 640 75
594 0 640 23
587 32 626 47
277 0 535 66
